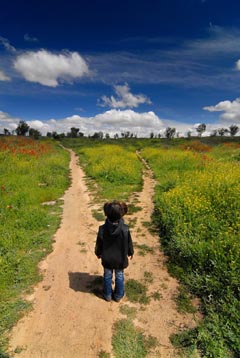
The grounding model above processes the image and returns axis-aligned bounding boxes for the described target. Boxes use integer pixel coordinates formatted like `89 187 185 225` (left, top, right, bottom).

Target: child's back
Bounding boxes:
95 201 134 302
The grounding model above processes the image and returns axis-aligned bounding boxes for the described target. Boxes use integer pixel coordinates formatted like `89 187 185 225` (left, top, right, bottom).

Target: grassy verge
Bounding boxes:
0 137 70 354
142 142 240 358
61 138 143 201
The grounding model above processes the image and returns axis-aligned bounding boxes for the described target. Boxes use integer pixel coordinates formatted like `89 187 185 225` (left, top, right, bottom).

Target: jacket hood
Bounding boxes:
104 218 124 236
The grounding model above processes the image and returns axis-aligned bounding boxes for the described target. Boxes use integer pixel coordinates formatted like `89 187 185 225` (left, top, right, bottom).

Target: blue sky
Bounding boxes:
1 0 240 137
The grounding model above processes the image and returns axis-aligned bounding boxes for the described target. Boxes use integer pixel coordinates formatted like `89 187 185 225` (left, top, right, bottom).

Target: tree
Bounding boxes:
52 131 60 139
165 127 176 139
92 131 103 139
4 128 10 135
218 128 228 137
210 130 218 137
229 125 239 137
29 128 41 139
16 120 29 136
70 127 79 138
196 123 206 137
150 132 154 139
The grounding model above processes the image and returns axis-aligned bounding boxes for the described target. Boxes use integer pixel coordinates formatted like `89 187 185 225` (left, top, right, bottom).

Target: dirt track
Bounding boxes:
9 150 199 357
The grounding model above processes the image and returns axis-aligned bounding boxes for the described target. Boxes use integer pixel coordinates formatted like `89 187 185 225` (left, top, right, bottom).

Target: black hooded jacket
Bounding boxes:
95 218 134 269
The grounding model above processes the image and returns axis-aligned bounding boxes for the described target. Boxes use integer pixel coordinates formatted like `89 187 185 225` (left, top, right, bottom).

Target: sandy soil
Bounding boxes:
9 150 199 358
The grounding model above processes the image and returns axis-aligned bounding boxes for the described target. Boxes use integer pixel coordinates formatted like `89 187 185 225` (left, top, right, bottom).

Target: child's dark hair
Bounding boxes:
103 200 128 222
119 201 128 216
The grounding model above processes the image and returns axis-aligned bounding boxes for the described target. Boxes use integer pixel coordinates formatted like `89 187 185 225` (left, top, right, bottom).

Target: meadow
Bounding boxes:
62 138 143 201
63 137 240 358
141 141 240 358
0 137 70 354
1 136 239 358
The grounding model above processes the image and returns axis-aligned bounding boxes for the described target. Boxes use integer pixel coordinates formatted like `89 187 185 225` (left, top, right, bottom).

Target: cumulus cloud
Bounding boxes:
99 83 152 108
203 98 240 123
0 111 20 131
0 36 16 52
0 69 10 81
13 50 90 87
47 110 163 137
3 108 234 138
94 109 161 132
0 109 164 137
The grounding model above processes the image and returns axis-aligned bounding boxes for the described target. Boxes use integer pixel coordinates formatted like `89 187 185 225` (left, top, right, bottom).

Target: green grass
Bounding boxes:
170 328 199 358
125 279 150 305
73 143 143 200
143 271 153 283
98 350 110 358
119 305 137 319
60 137 240 357
0 137 70 354
174 286 197 314
135 243 154 256
92 209 105 221
151 291 162 301
112 319 157 358
142 142 240 357
127 217 137 229
127 203 142 215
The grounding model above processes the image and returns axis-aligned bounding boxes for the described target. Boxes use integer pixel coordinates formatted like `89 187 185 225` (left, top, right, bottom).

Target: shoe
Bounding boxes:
104 295 111 302
113 296 121 302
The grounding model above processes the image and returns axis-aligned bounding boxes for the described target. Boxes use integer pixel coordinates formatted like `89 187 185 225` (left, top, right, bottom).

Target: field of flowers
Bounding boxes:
141 142 240 358
74 142 143 200
0 137 69 353
1 136 239 358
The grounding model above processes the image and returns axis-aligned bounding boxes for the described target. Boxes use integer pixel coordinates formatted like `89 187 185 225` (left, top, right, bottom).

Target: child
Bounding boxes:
95 201 134 302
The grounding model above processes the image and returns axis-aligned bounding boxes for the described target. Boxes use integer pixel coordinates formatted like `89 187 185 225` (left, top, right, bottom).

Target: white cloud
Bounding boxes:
48 109 164 137
203 98 240 123
0 69 10 81
0 111 20 131
99 83 152 108
236 59 240 70
0 109 164 137
14 50 90 87
0 36 16 52
94 109 161 131
2 108 236 138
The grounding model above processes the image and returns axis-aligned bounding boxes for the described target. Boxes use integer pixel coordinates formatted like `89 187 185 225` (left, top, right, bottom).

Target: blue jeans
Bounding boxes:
103 268 124 300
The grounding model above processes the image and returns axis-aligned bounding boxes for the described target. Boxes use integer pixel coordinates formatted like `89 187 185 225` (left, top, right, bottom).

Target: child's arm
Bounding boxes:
95 226 103 258
127 229 134 259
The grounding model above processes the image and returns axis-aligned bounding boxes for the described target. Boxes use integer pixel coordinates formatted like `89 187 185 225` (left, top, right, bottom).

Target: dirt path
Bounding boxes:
9 150 198 358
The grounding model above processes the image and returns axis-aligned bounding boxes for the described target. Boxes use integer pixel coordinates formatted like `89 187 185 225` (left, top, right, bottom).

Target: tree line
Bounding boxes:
2 121 239 139
151 123 239 139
